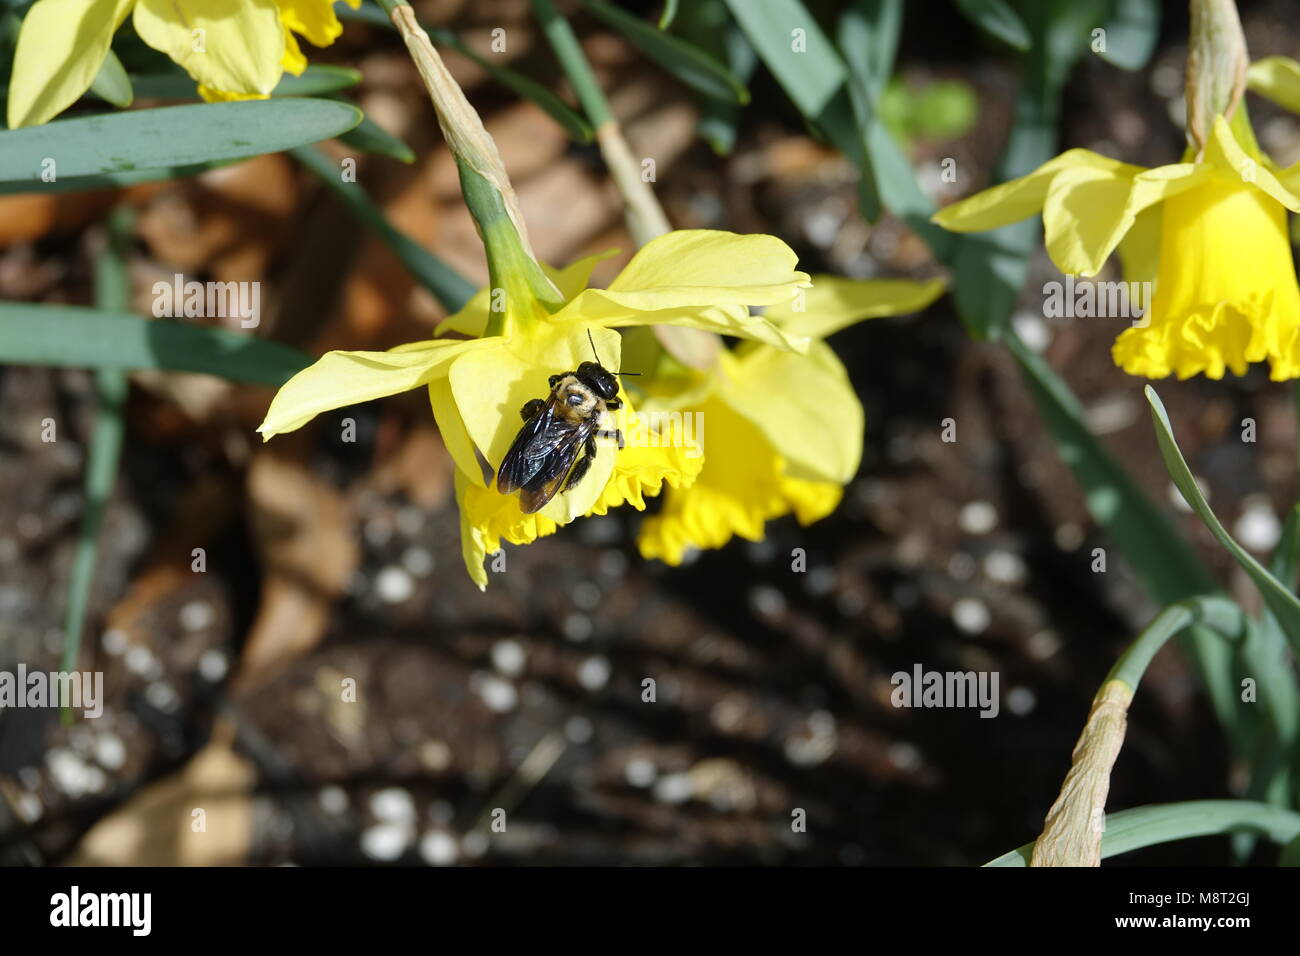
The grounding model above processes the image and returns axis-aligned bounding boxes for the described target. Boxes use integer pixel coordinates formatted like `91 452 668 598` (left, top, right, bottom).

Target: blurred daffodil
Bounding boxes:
7 0 360 128
258 230 811 588
932 116 1300 381
637 277 946 565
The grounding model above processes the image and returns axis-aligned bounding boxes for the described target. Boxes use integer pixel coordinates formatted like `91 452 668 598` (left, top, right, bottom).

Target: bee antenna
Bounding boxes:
587 327 640 376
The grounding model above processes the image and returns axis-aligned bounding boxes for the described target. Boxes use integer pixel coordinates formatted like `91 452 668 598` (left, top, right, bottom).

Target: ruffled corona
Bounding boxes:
7 0 362 127
932 115 1300 381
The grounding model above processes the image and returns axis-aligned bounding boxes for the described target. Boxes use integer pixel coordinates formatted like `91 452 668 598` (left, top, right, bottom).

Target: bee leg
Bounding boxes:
596 428 625 450
605 398 622 410
562 436 598 493
519 398 545 421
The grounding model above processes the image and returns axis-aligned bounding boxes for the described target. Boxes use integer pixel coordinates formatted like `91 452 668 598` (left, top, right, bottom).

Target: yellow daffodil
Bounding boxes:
7 0 360 128
258 229 812 588
932 115 1300 381
637 276 946 564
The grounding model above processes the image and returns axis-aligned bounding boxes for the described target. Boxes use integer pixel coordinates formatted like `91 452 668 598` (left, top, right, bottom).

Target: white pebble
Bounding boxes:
145 682 179 712
197 649 229 683
94 734 126 771
375 566 414 604
563 613 593 642
490 639 526 678
419 830 459 866
1007 686 1036 716
401 545 434 577
124 645 156 677
749 585 786 618
624 757 658 788
360 823 410 861
318 785 349 815
47 750 94 798
101 628 128 656
959 501 998 535
370 788 416 824
179 600 215 632
952 597 990 635
653 772 694 805
578 656 611 691
1235 498 1281 552
983 551 1026 585
564 715 594 744
475 675 517 713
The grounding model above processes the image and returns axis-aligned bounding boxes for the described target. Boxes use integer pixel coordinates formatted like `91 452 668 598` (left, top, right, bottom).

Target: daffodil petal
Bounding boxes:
258 338 491 439
7 0 134 128
1247 56 1300 115
281 26 308 76
455 466 559 589
719 342 863 484
567 298 810 352
1205 114 1300 212
932 149 1139 233
580 230 811 310
447 324 623 523
1116 205 1162 287
134 0 284 100
429 377 490 487
277 0 354 49
764 276 946 339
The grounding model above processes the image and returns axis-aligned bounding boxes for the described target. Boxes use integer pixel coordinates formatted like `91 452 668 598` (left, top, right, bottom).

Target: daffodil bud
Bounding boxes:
1186 0 1249 154
385 1 562 334
1030 679 1133 867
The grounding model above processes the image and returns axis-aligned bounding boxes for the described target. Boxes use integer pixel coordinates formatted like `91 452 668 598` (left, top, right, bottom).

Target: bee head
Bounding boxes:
574 361 620 401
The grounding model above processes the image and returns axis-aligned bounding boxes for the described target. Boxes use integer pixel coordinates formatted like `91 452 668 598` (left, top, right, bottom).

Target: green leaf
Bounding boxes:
0 304 311 385
0 160 242 196
985 800 1300 865
724 0 844 116
335 105 415 163
674 0 756 156
839 0 902 101
89 49 133 108
584 0 749 104
658 0 680 30
291 145 475 312
953 0 1031 51
1097 0 1161 71
0 99 362 192
125 64 362 101
1145 386 1300 656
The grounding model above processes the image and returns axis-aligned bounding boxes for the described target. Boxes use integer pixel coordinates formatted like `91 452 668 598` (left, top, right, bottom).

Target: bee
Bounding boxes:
496 332 632 514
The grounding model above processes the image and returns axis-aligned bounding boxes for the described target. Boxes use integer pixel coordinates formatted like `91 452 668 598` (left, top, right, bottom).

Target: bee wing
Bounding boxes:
497 398 558 495
516 419 597 515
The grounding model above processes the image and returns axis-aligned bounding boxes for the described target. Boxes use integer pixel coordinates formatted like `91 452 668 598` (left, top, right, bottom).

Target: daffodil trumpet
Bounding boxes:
932 115 1300 381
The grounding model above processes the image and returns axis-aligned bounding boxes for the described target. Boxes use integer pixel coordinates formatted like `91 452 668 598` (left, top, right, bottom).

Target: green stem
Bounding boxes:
60 206 133 722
